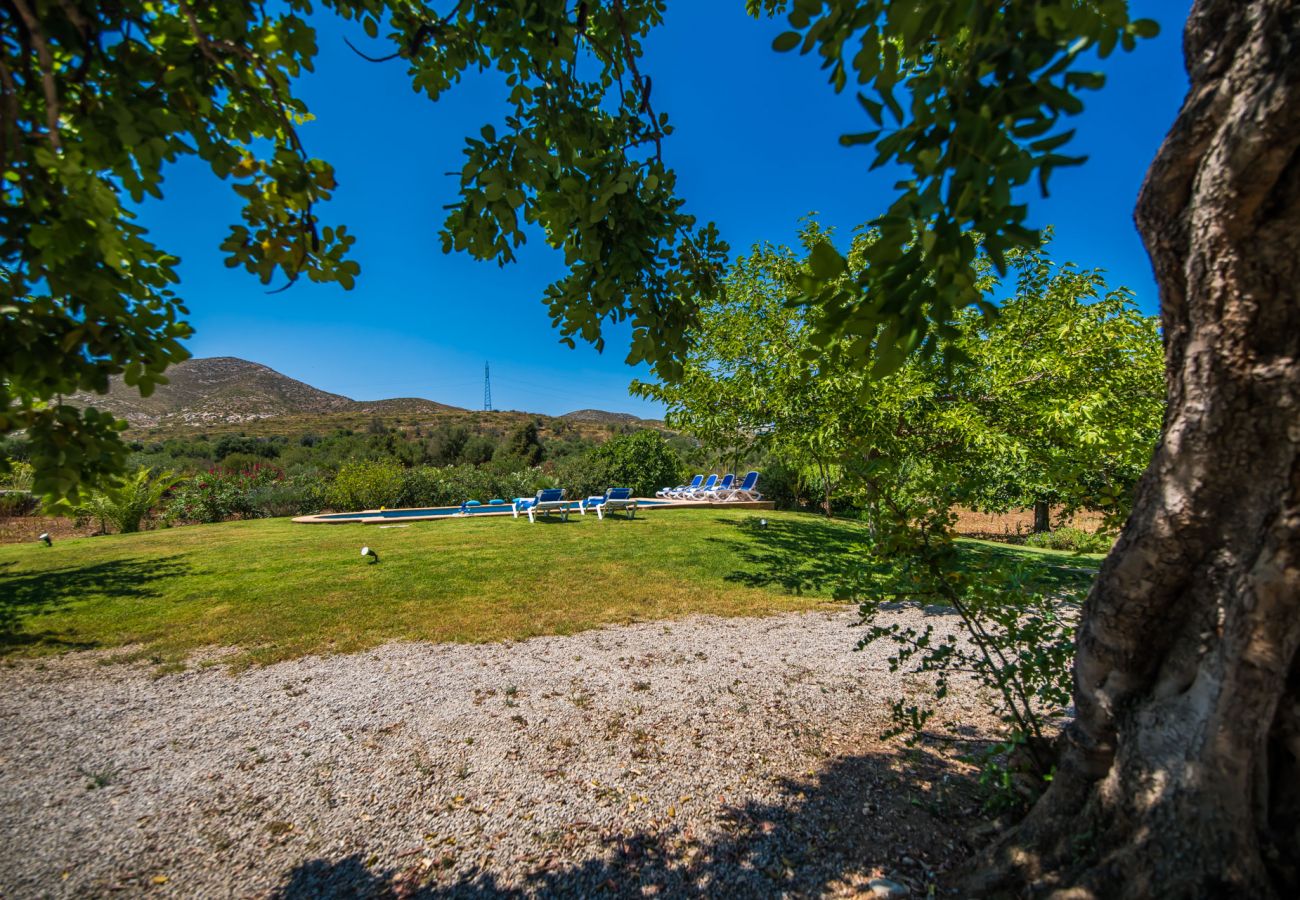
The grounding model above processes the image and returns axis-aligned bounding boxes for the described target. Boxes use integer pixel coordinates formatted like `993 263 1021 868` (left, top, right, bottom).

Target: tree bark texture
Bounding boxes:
976 1 1300 896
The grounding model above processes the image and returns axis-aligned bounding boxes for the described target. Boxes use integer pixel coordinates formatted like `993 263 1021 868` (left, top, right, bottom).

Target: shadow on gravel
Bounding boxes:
0 556 189 654
272 745 982 899
708 516 864 596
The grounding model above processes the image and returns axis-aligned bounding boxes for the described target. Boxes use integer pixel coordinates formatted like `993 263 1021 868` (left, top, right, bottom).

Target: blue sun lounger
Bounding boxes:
701 473 735 500
580 487 637 520
513 488 569 523
658 474 702 498
683 473 718 500
726 471 762 501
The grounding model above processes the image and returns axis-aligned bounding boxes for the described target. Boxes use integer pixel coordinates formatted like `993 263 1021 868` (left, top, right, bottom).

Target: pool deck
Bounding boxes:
292 498 775 525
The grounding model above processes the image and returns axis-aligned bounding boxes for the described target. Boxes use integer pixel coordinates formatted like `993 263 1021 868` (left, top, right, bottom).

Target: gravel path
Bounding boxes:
0 609 993 898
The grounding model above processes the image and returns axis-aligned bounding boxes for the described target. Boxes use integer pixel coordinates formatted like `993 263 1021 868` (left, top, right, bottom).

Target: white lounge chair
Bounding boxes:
658 475 702 498
580 488 637 520
725 471 762 501
683 473 718 500
701 473 735 500
514 488 570 522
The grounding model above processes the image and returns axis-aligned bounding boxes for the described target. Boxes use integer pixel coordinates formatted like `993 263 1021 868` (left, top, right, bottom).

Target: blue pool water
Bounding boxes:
315 499 669 522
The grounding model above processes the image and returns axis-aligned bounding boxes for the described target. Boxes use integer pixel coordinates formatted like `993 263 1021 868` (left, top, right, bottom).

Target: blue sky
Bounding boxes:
139 1 1191 417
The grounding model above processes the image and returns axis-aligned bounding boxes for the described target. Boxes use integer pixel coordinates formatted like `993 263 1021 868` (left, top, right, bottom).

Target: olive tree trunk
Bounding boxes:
975 1 1300 895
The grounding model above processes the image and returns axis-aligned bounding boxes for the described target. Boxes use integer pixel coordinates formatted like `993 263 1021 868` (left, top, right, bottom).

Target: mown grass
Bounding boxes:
0 508 1100 668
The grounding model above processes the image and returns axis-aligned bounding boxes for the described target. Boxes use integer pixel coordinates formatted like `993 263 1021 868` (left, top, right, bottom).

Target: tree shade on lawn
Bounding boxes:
0 508 1098 669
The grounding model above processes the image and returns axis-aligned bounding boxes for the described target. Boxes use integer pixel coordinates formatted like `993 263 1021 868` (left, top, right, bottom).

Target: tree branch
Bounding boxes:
10 0 62 150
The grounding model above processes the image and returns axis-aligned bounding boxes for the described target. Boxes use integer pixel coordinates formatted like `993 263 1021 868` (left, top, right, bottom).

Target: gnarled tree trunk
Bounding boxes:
975 1 1300 895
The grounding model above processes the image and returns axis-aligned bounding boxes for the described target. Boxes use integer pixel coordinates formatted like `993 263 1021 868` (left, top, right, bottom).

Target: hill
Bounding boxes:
561 408 661 427
68 357 659 440
68 357 464 430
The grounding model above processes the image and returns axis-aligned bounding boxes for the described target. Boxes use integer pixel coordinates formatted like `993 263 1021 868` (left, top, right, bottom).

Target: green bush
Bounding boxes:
246 477 326 518
400 464 552 508
1023 526 1112 554
165 466 283 523
64 468 177 534
0 491 38 517
580 430 684 498
326 460 404 511
1 461 35 491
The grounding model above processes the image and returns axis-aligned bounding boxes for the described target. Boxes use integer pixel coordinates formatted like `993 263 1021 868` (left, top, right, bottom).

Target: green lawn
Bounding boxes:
0 508 1100 668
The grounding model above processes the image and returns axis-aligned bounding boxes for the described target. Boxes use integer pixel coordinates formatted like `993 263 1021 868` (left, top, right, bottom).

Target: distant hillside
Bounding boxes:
561 408 661 427
68 358 661 438
69 357 462 428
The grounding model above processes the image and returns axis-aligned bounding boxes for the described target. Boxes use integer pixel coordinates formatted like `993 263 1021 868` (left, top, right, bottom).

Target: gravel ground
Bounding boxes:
0 609 997 899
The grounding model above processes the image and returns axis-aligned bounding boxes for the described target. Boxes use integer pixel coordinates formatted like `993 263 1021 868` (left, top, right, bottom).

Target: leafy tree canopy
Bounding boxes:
2 1 1154 501
637 220 1164 521
2 0 723 500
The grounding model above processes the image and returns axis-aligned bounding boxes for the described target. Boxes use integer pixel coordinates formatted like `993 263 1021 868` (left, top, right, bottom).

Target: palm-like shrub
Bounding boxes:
66 468 176 534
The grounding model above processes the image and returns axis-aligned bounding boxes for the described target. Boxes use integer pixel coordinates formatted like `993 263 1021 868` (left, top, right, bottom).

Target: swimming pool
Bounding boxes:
304 499 673 523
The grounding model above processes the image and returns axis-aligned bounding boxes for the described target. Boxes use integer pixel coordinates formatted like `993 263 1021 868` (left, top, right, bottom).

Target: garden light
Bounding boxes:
361 546 379 564
38 532 51 546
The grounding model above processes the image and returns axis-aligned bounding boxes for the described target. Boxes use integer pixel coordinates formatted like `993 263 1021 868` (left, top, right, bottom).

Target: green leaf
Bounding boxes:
772 31 802 52
808 241 847 280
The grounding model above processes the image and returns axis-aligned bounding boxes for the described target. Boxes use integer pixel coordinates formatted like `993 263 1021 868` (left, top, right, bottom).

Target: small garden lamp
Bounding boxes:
38 532 52 547
361 546 379 564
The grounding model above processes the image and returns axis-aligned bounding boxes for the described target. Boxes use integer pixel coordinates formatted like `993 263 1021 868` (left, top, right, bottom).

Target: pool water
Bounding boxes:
316 499 669 522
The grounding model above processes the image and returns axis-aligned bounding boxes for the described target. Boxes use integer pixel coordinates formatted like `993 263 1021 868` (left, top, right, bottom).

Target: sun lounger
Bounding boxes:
658 475 702 498
701 473 735 500
724 471 762 501
580 487 637 520
513 488 569 522
682 473 718 500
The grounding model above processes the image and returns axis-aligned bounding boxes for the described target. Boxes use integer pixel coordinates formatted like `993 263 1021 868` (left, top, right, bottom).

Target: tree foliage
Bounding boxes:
754 0 1158 375
583 428 683 498
639 221 1163 523
2 0 724 500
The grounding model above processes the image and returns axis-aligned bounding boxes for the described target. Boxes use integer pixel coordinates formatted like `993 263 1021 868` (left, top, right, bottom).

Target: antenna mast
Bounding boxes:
483 362 493 412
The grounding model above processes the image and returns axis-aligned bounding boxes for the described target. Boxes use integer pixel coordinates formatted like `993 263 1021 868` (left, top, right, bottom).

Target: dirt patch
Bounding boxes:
0 515 99 546
952 506 1104 541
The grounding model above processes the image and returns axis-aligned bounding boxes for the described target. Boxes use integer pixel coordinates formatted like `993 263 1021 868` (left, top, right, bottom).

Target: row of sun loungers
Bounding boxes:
655 471 761 502
511 474 761 524
512 487 637 523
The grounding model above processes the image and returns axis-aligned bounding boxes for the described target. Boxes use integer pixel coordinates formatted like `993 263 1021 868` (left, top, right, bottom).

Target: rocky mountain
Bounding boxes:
69 357 463 428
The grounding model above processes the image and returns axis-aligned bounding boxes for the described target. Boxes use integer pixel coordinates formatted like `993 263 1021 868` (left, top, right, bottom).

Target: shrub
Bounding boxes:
757 459 806 509
218 451 268 474
852 496 1080 811
1023 526 1112 554
582 430 684 498
548 453 607 502
0 491 37 517
246 476 326 518
63 468 177 534
1 461 35 491
166 465 282 523
327 460 404 510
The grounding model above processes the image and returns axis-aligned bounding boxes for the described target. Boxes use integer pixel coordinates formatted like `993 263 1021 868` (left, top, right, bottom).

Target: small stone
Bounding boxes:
868 876 910 899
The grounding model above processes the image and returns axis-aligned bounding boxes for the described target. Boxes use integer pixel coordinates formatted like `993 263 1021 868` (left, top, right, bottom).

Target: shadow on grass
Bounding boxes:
707 516 1098 603
955 541 1099 599
0 556 189 654
708 516 865 596
272 745 980 898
